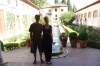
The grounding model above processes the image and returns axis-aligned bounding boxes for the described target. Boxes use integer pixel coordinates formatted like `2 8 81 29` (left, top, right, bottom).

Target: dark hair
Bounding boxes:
35 14 40 18
44 16 48 20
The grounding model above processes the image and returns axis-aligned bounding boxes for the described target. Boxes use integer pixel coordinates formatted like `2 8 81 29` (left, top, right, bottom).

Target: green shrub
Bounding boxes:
4 43 19 50
59 32 68 41
19 41 26 47
78 31 88 40
79 25 87 33
87 26 93 31
0 40 4 51
69 32 78 39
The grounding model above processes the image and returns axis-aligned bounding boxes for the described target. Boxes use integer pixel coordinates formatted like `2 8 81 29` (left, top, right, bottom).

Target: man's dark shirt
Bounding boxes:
29 23 42 41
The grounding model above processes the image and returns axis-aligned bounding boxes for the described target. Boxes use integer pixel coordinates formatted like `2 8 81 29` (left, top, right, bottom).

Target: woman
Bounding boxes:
42 16 53 64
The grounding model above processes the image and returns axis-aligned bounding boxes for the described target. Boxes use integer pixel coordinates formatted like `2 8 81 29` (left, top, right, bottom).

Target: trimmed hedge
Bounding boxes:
1 32 29 51
63 24 100 49
62 25 79 35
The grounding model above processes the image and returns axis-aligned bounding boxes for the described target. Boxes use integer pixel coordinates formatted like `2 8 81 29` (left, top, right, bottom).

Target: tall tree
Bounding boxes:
67 0 72 11
30 0 47 8
55 0 59 4
61 0 66 4
73 4 77 12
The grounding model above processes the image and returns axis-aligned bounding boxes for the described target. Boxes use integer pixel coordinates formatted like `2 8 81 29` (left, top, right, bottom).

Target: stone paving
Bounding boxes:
1 24 100 66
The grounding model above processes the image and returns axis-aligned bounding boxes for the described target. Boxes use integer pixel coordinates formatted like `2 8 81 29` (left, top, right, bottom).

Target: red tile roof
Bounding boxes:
21 0 40 10
75 0 100 13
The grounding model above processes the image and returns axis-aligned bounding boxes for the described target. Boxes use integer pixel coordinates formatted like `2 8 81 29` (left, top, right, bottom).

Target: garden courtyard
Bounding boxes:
1 25 100 66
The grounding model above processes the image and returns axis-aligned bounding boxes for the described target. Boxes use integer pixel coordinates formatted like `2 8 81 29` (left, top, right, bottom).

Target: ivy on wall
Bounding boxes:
31 16 35 23
21 14 27 29
6 12 15 33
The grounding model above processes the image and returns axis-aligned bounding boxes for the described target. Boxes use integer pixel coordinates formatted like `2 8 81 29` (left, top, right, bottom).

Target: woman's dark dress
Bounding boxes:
42 25 52 61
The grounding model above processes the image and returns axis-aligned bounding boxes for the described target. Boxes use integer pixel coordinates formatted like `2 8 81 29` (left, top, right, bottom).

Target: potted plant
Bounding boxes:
25 32 30 47
69 32 78 48
78 31 88 48
59 32 68 47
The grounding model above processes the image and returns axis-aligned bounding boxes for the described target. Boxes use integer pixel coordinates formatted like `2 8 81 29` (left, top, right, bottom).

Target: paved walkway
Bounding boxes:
1 25 100 66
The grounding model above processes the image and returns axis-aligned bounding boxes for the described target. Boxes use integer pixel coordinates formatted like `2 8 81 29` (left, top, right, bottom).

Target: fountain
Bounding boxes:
51 25 68 58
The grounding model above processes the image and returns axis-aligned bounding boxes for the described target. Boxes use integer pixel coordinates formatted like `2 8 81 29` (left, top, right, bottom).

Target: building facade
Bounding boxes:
40 4 68 23
0 0 40 36
75 0 100 28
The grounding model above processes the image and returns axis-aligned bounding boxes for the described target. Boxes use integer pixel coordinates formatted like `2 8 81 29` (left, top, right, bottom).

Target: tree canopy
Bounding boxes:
55 0 59 4
72 4 77 12
61 0 66 4
29 0 47 8
67 0 72 11
60 12 75 25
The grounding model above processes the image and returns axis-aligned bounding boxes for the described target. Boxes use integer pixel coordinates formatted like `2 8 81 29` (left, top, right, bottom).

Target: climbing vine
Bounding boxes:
31 16 35 23
21 14 27 29
6 12 15 33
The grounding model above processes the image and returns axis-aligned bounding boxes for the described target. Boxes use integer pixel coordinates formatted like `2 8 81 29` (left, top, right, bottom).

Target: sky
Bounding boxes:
47 0 97 10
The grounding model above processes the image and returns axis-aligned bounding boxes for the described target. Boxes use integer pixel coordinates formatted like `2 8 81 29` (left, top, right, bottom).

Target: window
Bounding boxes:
48 10 51 12
55 18 57 20
55 8 57 12
8 0 10 4
55 15 57 17
61 9 63 12
88 12 91 18
93 10 98 18
84 13 87 18
81 14 83 18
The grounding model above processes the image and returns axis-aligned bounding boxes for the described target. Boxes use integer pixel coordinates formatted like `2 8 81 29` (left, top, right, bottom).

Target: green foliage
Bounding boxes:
4 43 19 50
31 16 35 22
69 32 78 39
59 32 68 40
39 16 45 24
22 14 27 29
78 25 87 33
0 40 4 51
63 24 100 49
30 0 47 8
6 12 15 33
61 0 66 4
19 41 26 47
78 31 88 40
55 0 59 3
1 32 30 51
87 26 93 31
72 4 77 12
60 12 75 25
67 0 72 11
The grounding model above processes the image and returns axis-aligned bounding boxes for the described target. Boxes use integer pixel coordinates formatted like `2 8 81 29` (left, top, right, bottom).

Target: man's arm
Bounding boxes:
30 32 33 44
29 24 33 44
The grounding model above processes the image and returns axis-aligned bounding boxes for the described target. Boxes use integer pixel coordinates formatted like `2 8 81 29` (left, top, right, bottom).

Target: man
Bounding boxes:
29 14 43 64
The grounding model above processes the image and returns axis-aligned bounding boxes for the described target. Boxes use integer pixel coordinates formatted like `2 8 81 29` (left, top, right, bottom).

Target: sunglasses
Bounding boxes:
36 18 40 19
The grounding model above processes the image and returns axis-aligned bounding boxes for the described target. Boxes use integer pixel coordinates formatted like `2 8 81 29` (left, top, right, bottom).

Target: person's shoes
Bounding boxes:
33 59 36 64
40 59 44 63
47 61 52 64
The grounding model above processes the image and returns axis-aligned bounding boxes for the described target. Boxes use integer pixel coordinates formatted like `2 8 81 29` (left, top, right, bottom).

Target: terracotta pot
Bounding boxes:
26 39 31 47
79 40 88 48
60 40 67 47
70 39 78 48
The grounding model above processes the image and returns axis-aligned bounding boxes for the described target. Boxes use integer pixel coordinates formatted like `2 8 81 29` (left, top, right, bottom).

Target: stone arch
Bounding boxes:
84 13 87 18
93 10 98 18
88 11 91 18
81 14 83 18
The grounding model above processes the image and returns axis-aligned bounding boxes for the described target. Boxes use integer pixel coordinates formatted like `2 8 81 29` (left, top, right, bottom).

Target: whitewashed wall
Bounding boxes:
76 3 100 28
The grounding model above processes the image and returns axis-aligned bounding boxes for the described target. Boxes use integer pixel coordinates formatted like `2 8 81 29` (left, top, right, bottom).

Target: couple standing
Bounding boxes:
29 14 53 64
